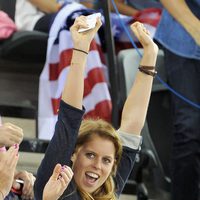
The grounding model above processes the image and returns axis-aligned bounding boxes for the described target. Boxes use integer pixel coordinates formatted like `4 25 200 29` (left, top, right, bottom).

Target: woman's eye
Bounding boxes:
103 158 111 164
86 153 95 159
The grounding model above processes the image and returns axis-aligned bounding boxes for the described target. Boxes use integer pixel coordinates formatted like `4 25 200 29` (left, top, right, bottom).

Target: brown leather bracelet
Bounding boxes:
139 65 155 70
138 65 157 77
73 48 88 55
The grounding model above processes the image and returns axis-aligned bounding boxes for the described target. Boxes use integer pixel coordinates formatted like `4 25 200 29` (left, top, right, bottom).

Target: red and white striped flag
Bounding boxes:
112 8 162 52
38 3 112 139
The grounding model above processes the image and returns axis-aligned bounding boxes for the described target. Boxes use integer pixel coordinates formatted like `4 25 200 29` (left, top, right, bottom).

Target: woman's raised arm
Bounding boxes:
61 16 102 109
119 22 158 135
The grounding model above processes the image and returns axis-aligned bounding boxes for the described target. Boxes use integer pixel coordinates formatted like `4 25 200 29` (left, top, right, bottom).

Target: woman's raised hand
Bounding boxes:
131 22 158 52
70 15 102 53
43 164 73 200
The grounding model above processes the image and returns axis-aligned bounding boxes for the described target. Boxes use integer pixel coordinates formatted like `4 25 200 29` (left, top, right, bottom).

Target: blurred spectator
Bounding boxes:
0 123 23 147
15 0 95 33
95 0 162 16
0 122 35 199
154 0 200 200
125 0 162 10
80 0 139 16
15 0 62 32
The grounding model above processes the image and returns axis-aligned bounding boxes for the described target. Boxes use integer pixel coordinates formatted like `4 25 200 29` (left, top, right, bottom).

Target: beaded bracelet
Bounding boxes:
73 48 88 55
138 65 157 77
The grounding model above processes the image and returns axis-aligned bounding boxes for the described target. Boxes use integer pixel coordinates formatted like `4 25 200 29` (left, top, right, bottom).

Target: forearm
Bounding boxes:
62 16 101 109
160 0 200 42
61 50 87 110
120 46 158 135
111 0 138 16
28 0 60 13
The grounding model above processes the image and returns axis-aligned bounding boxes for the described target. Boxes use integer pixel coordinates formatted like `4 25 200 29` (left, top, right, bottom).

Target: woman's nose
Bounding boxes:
93 158 102 170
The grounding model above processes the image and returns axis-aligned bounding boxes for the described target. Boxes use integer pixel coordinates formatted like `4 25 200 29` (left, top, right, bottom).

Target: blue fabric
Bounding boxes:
34 100 139 200
5 192 21 200
126 0 162 10
34 101 85 200
154 0 200 60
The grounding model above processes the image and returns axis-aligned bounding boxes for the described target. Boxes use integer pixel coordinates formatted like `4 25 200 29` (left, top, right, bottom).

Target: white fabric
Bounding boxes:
38 3 84 140
118 130 142 150
15 0 45 31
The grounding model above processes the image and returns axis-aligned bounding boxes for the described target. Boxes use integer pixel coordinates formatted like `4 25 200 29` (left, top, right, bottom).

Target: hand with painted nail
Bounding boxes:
0 123 23 147
0 145 19 199
13 170 35 200
43 164 73 200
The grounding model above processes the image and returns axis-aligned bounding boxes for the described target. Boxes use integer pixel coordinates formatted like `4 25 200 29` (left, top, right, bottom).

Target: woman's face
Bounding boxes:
72 134 116 193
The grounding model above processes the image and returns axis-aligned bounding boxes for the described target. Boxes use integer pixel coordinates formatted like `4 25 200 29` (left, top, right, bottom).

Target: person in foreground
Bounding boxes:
34 15 158 200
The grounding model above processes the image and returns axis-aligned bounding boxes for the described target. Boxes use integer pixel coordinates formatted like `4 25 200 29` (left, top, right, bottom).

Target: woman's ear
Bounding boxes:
71 153 76 163
71 147 80 164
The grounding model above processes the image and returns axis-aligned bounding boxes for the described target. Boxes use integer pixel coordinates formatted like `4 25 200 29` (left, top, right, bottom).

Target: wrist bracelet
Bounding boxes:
73 48 88 55
0 190 5 200
139 65 155 70
138 65 157 77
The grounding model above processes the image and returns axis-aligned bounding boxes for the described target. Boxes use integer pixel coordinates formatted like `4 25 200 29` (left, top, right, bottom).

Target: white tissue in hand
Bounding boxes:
78 13 101 33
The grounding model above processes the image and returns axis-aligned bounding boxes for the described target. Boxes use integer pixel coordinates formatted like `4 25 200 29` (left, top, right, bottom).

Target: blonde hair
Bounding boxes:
74 118 123 200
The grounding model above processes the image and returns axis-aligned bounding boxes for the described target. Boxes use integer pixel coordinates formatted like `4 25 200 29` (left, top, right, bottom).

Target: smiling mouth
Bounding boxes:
85 172 99 184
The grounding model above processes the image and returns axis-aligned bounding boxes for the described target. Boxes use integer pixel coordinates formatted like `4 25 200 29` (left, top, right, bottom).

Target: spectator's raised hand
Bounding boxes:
0 123 23 147
13 170 35 200
130 22 158 51
0 145 19 199
70 15 102 53
43 164 73 200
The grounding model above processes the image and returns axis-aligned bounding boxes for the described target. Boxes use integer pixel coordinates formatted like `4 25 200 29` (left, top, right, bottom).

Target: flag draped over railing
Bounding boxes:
38 3 112 139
